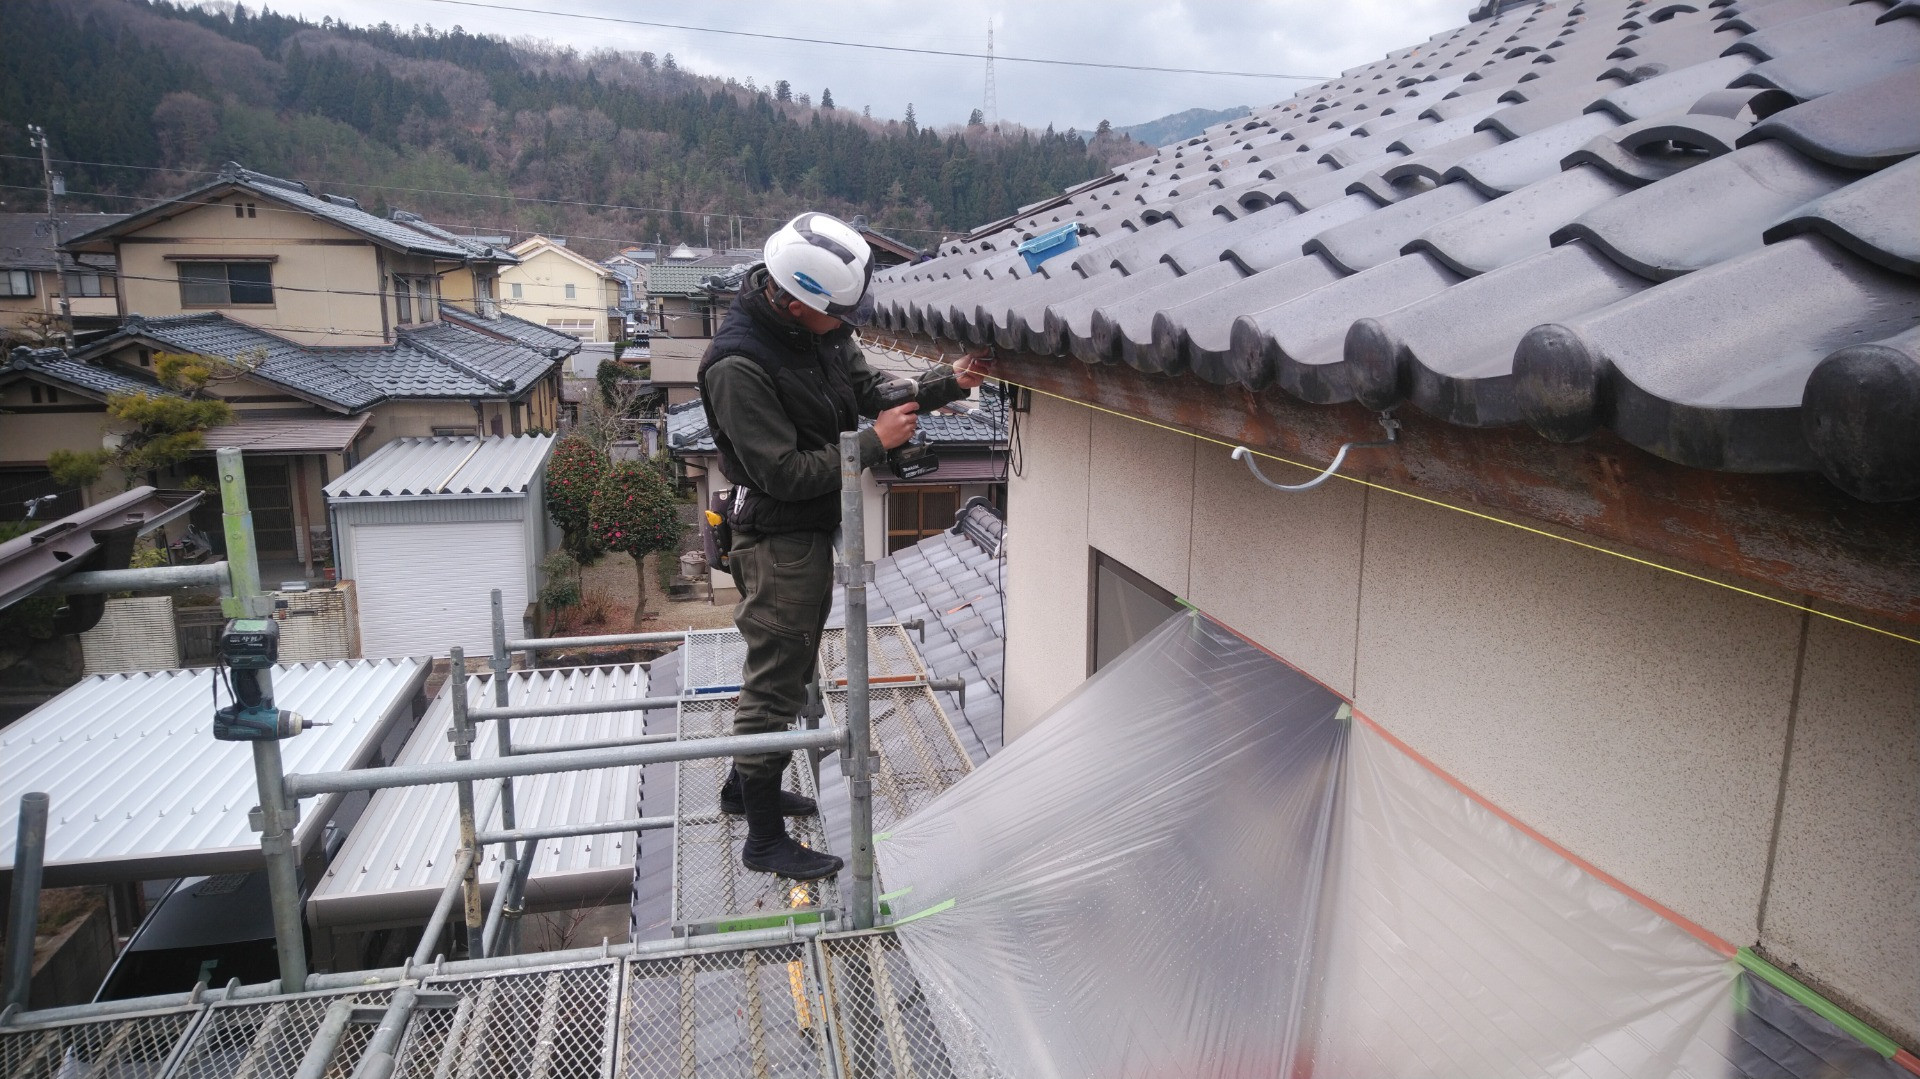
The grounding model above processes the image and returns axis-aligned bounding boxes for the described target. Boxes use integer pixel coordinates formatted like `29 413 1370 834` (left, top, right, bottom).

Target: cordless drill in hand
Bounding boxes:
873 378 940 480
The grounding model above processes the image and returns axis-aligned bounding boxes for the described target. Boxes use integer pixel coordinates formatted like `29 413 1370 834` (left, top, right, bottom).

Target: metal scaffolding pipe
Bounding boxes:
467 695 681 724
35 562 231 596
476 815 674 846
446 647 485 959
347 985 420 1079
222 447 308 993
841 432 877 931
509 732 678 755
506 631 688 651
284 727 845 799
481 854 517 957
2 793 49 1011
291 998 358 1079
410 848 474 969
2 920 837 1028
487 591 519 851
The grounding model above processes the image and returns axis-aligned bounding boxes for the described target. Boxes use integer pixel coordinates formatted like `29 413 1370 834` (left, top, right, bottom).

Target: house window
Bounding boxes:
29 385 59 404
564 282 577 300
1089 550 1183 675
177 261 274 306
886 484 959 554
0 270 33 298
510 282 524 299
61 272 113 297
233 201 256 219
394 277 413 324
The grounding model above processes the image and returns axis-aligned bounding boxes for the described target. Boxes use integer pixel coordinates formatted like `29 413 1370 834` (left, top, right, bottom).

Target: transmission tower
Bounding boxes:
983 20 998 134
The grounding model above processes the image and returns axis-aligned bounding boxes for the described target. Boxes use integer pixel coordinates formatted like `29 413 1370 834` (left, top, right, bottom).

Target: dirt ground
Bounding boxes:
573 551 737 634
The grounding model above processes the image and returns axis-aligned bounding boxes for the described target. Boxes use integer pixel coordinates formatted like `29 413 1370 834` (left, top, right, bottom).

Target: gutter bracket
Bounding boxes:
1232 412 1400 494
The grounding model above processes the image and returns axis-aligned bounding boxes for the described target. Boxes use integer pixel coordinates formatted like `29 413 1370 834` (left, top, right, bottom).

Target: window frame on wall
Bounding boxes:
61 271 113 297
174 259 275 307
1087 549 1184 676
1 269 35 297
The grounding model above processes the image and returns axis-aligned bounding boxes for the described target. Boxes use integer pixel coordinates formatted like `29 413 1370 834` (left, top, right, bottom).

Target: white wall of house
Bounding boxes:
1003 391 1920 1046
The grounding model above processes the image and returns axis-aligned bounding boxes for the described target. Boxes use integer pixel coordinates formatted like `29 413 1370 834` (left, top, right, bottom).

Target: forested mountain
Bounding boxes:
1116 106 1252 150
0 0 1132 254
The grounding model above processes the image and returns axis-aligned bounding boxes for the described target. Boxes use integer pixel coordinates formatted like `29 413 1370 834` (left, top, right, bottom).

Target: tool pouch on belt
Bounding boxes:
705 489 735 572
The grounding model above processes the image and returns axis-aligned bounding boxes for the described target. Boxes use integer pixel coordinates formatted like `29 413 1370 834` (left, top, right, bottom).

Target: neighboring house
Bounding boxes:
868 0 1920 1050
499 235 623 342
666 384 1008 600
645 251 758 404
27 163 577 574
603 248 655 329
388 211 519 319
0 213 127 345
0 346 168 521
855 223 924 268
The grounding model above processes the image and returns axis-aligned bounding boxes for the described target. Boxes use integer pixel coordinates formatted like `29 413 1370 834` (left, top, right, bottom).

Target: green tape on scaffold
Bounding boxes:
1736 947 1899 1058
890 898 954 927
879 887 913 902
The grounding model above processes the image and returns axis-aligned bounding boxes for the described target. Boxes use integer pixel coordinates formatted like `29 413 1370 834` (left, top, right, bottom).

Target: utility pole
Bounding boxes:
26 124 72 349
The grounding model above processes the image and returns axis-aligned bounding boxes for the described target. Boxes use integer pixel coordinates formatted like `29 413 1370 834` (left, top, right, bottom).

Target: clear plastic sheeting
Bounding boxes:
881 613 1349 1076
881 612 1905 1078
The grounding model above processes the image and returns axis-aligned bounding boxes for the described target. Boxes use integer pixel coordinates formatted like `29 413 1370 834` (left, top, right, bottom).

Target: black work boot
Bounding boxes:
719 765 817 817
740 772 843 881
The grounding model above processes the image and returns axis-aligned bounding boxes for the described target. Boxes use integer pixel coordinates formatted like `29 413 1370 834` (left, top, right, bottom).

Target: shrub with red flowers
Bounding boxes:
589 457 684 624
544 435 607 562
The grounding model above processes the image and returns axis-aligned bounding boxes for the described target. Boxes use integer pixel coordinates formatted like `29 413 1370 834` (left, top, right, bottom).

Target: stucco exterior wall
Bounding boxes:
499 246 618 341
114 196 386 346
1002 391 1920 1046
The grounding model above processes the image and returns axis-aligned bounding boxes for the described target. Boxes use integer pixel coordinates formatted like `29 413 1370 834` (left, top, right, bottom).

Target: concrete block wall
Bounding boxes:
1002 393 1920 1046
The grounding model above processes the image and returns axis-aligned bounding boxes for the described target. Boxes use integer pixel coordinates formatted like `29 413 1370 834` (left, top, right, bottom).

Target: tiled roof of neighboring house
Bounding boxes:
78 308 559 412
62 164 474 260
325 434 555 499
438 302 582 355
666 384 1007 455
2 345 167 399
648 256 754 298
871 0 1920 503
0 213 124 273
828 498 1006 762
200 415 372 454
387 211 520 263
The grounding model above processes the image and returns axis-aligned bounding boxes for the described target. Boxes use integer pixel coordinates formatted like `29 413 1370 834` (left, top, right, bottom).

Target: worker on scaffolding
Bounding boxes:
698 212 990 880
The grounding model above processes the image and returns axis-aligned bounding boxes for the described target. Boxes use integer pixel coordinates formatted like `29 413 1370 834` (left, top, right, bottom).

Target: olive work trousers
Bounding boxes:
728 529 835 782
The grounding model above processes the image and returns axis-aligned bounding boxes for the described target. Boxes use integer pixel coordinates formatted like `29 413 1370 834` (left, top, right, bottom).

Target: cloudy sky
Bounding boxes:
255 0 1467 132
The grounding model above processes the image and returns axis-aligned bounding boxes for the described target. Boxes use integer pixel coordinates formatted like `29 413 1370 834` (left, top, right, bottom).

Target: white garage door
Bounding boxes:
353 521 528 658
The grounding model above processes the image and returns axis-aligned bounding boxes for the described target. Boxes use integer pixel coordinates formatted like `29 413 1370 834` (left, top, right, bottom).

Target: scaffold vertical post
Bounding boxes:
221 446 308 992
488 591 518 835
448 645 486 958
841 432 876 931
2 792 48 1010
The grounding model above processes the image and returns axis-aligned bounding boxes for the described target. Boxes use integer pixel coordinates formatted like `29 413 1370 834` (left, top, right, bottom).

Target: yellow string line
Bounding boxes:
907 342 1918 647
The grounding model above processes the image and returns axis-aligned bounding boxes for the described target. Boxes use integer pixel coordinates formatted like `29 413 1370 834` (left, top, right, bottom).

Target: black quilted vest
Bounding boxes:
697 270 861 535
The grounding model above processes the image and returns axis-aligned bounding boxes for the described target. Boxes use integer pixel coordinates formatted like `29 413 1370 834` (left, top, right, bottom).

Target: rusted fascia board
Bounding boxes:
921 341 1920 627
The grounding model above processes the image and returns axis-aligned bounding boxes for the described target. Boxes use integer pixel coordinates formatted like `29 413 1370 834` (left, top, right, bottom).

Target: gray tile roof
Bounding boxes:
871 0 1920 503
61 165 474 260
0 213 124 272
84 310 558 412
438 302 583 355
828 498 1006 763
387 211 520 263
3 345 166 399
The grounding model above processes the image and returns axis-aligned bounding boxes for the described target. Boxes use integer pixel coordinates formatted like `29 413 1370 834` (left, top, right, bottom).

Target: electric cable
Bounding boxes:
415 0 1338 81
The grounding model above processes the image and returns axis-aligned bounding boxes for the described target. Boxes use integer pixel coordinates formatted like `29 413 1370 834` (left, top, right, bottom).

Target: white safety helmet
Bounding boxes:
763 212 875 325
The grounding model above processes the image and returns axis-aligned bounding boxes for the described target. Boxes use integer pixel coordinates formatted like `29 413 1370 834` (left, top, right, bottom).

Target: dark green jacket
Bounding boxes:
699 269 963 535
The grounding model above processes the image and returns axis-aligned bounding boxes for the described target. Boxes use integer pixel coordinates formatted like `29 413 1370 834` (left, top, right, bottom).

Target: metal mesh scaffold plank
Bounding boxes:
680 630 747 695
819 626 926 686
0 1006 201 1079
817 933 1003 1079
165 987 395 1079
396 959 620 1079
616 943 831 1078
671 692 836 927
825 685 974 833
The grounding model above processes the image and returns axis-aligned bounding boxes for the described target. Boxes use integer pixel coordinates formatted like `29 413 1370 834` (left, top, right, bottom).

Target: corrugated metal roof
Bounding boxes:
308 665 657 927
325 435 554 500
0 659 425 882
199 415 371 454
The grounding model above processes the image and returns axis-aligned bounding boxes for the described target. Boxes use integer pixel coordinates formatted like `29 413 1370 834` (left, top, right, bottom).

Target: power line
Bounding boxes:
0 157 954 239
417 0 1336 80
